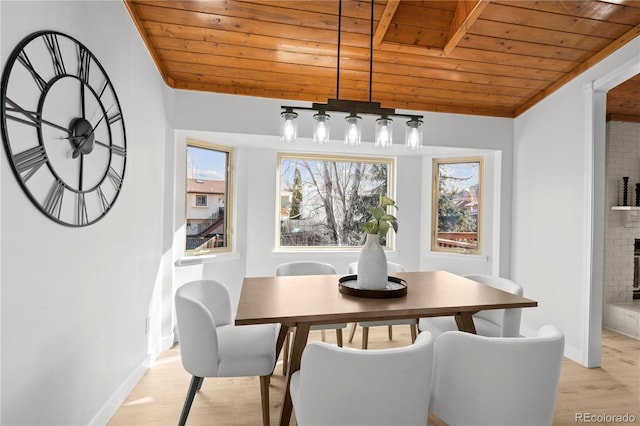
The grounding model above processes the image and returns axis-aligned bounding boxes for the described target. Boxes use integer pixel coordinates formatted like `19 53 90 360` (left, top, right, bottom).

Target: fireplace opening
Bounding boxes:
634 239 640 300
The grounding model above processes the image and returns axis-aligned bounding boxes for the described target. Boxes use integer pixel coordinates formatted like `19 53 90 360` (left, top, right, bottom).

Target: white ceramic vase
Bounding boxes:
357 233 389 290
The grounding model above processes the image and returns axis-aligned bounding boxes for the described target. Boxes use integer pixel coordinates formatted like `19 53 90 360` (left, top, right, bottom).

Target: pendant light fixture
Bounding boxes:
345 113 362 145
313 112 331 144
405 117 423 149
280 108 298 143
375 116 393 147
280 0 423 148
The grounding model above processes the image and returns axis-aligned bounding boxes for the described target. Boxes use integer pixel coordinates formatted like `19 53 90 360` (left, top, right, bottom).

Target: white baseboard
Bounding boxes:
163 333 178 351
89 355 150 425
89 333 177 425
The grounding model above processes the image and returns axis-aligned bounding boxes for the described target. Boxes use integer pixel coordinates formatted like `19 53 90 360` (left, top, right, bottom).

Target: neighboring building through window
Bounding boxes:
432 157 482 254
185 141 233 255
278 153 394 249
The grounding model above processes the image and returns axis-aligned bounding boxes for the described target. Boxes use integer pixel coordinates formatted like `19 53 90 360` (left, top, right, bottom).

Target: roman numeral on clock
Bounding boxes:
43 180 65 219
78 45 91 84
43 33 66 77
17 50 47 92
107 167 123 189
13 145 47 182
76 193 88 226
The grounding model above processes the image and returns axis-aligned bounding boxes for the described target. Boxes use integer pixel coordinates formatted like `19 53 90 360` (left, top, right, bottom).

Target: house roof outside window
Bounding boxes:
186 178 225 195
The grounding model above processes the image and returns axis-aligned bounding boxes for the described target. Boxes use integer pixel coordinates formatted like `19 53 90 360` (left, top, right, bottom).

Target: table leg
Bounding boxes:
274 325 290 373
455 312 477 334
279 322 310 426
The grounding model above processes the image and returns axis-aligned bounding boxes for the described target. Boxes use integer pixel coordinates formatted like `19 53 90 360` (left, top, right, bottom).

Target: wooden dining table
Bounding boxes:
235 270 537 426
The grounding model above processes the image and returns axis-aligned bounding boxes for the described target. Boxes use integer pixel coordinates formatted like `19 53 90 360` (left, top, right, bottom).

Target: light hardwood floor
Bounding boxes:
108 326 639 426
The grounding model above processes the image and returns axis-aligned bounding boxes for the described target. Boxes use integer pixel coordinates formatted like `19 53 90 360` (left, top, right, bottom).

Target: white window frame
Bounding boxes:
184 139 234 256
431 157 483 254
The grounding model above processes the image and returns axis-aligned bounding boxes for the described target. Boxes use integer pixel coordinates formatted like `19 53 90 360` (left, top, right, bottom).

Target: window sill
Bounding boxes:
426 251 488 262
271 248 399 259
175 252 240 267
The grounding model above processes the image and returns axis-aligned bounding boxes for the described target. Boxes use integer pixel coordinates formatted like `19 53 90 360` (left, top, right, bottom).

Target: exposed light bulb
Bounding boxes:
313 112 331 144
280 111 298 142
344 114 362 145
375 117 393 147
405 118 423 149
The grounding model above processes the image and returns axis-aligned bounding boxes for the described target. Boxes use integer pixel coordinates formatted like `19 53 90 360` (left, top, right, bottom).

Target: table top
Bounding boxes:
235 270 537 326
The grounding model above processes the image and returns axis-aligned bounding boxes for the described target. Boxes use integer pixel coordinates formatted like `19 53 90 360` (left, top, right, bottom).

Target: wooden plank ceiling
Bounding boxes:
125 0 640 120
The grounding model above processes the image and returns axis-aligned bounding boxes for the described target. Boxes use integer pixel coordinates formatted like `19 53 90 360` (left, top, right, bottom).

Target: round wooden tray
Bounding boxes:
338 274 407 299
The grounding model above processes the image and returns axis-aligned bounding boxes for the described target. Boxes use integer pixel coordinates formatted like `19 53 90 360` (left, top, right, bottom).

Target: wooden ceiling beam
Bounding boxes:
444 0 491 56
373 0 401 48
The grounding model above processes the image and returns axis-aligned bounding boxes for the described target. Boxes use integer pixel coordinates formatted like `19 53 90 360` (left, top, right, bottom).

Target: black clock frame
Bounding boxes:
1 30 127 227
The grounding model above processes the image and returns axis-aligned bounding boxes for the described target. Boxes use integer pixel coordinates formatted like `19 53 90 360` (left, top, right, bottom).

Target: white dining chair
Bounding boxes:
175 279 279 426
418 273 523 339
347 261 418 348
290 331 434 426
430 325 564 426
275 261 347 375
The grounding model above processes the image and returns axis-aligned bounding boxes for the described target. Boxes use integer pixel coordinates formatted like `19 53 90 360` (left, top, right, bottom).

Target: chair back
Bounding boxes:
463 274 523 337
175 279 232 377
275 261 336 276
431 325 564 426
292 332 434 426
347 261 405 274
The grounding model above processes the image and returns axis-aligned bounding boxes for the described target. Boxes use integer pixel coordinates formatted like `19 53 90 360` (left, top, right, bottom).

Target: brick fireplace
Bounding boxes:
603 121 640 339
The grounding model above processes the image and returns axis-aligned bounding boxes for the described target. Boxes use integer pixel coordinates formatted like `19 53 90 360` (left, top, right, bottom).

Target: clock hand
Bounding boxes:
5 99 72 135
72 137 90 159
88 104 114 134
80 82 86 119
71 105 114 158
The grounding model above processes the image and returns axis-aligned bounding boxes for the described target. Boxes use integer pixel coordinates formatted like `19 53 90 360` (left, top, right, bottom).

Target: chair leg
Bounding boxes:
348 322 358 343
388 325 393 340
178 375 203 426
362 327 369 349
259 375 270 426
321 329 326 341
336 329 343 347
410 323 417 343
283 331 290 376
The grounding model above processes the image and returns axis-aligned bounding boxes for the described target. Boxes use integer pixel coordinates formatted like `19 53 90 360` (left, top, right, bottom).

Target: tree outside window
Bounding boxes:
278 153 394 249
432 158 482 254
185 140 233 255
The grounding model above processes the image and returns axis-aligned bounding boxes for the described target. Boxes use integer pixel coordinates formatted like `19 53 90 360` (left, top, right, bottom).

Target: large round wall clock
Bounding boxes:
1 30 126 227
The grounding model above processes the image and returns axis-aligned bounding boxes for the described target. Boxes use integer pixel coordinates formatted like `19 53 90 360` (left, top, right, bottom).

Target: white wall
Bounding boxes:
0 2 170 424
512 36 640 366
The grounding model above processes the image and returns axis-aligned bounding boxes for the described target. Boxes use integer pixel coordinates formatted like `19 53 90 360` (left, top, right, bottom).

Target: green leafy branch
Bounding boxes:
360 195 399 238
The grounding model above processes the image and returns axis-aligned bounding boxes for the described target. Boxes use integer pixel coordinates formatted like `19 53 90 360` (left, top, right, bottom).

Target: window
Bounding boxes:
185 140 233 255
277 153 394 249
432 157 482 254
